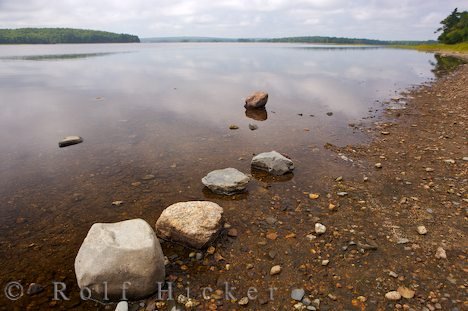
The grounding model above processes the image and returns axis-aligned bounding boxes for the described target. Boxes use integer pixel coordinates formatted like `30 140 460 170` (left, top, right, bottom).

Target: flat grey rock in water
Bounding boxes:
155 201 224 249
251 151 294 175
75 219 165 301
58 136 83 148
202 168 250 195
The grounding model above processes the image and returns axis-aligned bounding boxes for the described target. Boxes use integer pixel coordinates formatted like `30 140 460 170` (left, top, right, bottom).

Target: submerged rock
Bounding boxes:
75 219 165 301
245 91 268 109
26 283 44 296
249 124 258 130
202 168 250 195
155 201 224 249
251 151 294 175
58 136 83 148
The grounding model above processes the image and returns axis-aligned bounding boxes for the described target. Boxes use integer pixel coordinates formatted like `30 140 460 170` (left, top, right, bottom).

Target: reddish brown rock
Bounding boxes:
244 91 268 109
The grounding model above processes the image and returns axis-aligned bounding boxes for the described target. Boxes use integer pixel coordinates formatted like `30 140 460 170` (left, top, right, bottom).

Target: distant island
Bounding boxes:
141 36 435 45
0 28 140 44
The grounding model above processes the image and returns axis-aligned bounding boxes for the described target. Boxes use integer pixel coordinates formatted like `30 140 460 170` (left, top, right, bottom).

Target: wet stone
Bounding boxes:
27 283 44 295
202 168 250 195
249 124 258 130
244 91 268 109
58 135 83 148
227 228 238 237
142 174 155 180
251 151 294 175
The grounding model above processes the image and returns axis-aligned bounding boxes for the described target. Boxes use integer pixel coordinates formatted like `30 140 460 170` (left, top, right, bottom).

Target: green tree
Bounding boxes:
0 28 140 44
436 8 468 44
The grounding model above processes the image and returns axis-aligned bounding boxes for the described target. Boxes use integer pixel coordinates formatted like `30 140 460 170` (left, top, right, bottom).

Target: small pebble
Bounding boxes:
417 225 427 235
248 124 258 131
270 265 282 275
397 286 415 299
142 174 155 180
291 288 305 301
315 223 326 234
389 271 398 278
375 163 383 168
435 247 447 259
309 193 320 199
229 124 239 130
26 283 44 295
385 291 401 300
227 228 238 237
238 297 249 306
397 238 410 244
321 259 330 266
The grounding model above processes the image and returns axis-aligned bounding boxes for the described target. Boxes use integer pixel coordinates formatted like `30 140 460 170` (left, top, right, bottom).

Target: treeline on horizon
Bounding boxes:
251 36 434 45
0 28 140 44
143 36 435 45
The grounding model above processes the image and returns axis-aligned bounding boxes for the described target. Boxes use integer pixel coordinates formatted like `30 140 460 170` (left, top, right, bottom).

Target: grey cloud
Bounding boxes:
0 0 467 39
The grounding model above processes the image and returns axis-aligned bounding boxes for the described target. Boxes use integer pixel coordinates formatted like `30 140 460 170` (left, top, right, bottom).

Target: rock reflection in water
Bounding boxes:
250 168 294 183
245 108 268 121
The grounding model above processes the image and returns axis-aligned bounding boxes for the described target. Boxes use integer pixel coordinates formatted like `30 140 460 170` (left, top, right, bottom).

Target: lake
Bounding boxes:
0 43 452 309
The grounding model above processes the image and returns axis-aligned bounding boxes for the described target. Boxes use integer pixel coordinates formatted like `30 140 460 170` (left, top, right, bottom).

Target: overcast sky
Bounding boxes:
1 0 467 40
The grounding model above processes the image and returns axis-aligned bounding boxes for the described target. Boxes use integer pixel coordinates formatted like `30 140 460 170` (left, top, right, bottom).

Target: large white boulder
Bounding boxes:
75 219 165 301
155 201 224 249
251 151 294 175
202 168 250 195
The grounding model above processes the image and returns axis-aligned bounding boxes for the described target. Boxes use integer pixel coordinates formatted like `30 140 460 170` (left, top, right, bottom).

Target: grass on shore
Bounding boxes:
391 42 468 53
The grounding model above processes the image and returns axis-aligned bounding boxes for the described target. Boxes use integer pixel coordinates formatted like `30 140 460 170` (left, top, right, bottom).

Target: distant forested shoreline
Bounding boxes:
0 28 140 44
142 36 434 45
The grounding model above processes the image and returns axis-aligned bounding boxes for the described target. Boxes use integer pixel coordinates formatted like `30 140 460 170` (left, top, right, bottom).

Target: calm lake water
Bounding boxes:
0 43 450 309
